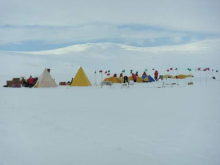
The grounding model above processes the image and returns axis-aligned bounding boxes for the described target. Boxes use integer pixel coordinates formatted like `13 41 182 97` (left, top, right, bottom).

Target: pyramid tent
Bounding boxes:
34 69 58 88
70 67 91 86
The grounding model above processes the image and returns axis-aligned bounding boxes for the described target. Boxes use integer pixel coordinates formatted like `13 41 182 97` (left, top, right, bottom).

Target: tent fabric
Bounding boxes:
103 77 121 83
128 76 143 83
144 77 149 82
173 74 194 79
70 67 91 86
142 75 147 80
34 69 58 88
185 74 194 78
163 74 173 79
143 75 155 82
173 74 186 79
147 75 155 82
118 77 124 83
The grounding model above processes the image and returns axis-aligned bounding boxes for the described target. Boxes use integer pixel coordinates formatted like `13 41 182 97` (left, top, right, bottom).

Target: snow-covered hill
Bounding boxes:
0 40 220 165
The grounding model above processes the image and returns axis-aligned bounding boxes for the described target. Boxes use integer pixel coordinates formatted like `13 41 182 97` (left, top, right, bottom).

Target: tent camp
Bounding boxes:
103 77 121 83
70 67 91 86
34 69 58 88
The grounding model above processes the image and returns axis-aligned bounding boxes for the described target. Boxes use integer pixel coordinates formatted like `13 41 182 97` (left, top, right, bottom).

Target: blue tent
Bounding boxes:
147 75 155 82
142 75 155 82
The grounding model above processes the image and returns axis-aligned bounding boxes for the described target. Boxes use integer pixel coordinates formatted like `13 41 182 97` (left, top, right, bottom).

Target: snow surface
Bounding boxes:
0 41 220 165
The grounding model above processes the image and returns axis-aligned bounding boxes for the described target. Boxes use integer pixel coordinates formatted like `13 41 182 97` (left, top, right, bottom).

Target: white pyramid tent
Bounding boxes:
34 69 58 88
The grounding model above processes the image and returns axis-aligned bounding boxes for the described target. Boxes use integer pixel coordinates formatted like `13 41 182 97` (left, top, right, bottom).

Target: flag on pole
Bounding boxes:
122 70 125 73
99 70 103 73
175 68 178 70
198 67 201 71
108 70 110 73
105 71 107 74
130 70 133 74
167 69 169 72
207 68 210 71
170 68 173 70
107 73 110 76
187 68 191 71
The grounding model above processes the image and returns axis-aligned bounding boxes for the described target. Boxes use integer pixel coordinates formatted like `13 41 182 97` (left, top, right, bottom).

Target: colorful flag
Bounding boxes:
170 68 173 70
99 70 103 73
107 73 110 76
122 70 125 73
203 68 207 71
207 68 210 71
105 71 107 74
198 67 201 71
167 69 169 72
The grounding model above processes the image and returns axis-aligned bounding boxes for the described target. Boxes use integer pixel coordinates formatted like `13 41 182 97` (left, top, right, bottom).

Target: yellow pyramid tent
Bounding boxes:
70 67 92 86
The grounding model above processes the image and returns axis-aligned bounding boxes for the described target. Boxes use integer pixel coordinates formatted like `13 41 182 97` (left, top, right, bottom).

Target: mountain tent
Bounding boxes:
143 75 155 82
103 77 121 83
34 69 58 88
70 67 92 86
173 74 186 79
128 76 143 83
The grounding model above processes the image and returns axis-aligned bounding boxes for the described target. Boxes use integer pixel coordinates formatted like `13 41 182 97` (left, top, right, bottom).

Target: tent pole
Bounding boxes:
200 70 201 85
95 71 97 88
206 71 208 86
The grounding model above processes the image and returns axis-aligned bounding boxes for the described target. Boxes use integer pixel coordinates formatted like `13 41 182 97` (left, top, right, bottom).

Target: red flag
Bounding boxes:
170 68 173 70
99 70 103 73
203 68 207 71
107 73 110 76
207 68 210 71
167 69 169 72
105 71 107 74
198 67 201 71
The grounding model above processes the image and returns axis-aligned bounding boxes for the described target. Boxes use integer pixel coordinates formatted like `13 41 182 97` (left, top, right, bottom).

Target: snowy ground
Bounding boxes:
0 41 220 165
0 80 220 165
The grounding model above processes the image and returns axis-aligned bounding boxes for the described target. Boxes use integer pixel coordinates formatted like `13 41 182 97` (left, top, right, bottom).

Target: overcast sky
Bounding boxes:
1 0 220 51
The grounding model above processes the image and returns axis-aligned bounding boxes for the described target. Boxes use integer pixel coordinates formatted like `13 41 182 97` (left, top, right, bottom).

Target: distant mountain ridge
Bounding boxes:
2 39 220 55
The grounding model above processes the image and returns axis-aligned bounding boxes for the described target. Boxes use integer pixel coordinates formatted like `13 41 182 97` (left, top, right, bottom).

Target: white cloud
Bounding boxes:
0 23 216 47
1 0 220 33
